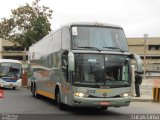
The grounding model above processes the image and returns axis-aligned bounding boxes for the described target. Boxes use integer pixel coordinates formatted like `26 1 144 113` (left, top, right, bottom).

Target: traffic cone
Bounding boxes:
0 89 4 98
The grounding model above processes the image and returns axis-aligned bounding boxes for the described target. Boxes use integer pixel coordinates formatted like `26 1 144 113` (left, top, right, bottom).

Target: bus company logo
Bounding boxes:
88 59 97 63
103 92 107 97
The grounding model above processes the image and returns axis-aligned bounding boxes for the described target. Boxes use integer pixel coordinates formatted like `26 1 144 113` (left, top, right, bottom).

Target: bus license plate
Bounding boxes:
100 101 110 106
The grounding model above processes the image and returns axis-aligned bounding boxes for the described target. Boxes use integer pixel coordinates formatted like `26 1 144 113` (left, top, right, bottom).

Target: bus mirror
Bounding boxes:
132 54 143 74
68 52 75 71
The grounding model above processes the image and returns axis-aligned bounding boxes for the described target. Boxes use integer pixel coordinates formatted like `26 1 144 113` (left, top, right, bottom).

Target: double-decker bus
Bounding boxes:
29 22 142 110
0 59 22 90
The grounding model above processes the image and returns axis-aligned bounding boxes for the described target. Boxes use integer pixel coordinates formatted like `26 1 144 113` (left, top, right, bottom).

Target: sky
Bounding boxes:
0 0 160 37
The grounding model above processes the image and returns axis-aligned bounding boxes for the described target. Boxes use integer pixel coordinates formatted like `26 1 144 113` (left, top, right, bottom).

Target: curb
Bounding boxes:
131 98 153 102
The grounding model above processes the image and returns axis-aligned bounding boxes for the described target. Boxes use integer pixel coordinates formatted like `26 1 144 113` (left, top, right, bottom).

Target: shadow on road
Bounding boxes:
30 95 128 120
36 94 122 116
0 87 21 91
1 88 131 120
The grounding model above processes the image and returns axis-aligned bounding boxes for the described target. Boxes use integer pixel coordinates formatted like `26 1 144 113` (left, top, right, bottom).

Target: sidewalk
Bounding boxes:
131 94 153 102
131 77 157 102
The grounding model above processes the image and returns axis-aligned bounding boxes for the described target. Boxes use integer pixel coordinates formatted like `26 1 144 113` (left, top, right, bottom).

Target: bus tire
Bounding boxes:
100 106 108 110
31 82 33 92
56 90 66 110
13 87 16 90
32 83 35 97
32 83 39 98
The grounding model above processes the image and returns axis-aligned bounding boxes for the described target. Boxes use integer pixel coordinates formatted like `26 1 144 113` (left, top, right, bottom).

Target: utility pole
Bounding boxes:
143 34 148 79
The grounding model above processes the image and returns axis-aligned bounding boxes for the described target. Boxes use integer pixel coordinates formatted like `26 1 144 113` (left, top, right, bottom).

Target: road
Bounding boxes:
0 87 160 120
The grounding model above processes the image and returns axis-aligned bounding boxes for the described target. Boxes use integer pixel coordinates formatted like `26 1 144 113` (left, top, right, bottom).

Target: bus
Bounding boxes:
29 22 143 110
0 59 22 90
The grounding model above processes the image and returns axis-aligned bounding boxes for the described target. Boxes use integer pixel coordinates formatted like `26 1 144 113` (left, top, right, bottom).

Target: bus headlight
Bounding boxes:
74 92 89 97
120 93 131 97
0 80 5 83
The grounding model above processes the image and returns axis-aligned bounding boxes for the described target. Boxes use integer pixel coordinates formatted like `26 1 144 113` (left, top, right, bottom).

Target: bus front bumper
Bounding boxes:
71 96 131 108
0 80 21 88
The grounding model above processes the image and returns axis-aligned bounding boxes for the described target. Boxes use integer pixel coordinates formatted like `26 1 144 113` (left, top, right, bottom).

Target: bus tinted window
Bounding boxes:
62 27 70 49
72 26 128 51
0 62 21 77
74 54 130 87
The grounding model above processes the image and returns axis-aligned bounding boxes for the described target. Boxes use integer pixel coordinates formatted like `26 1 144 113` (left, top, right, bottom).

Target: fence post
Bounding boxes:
153 79 160 102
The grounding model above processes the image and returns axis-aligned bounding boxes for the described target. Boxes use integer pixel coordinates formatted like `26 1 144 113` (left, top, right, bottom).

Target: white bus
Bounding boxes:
29 22 142 110
0 59 22 90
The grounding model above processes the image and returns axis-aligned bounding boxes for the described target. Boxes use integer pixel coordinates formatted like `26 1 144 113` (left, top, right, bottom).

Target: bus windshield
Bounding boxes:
71 26 128 52
0 62 21 78
74 54 130 88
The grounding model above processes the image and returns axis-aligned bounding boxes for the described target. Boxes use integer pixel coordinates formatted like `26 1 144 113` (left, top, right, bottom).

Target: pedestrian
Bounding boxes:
134 71 142 97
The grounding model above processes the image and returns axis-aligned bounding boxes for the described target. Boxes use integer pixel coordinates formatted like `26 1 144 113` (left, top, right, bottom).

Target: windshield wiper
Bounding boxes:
78 47 101 52
82 81 100 86
109 81 130 87
103 47 124 53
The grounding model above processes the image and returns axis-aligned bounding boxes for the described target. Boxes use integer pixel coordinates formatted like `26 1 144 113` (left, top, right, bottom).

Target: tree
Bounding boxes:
0 0 53 49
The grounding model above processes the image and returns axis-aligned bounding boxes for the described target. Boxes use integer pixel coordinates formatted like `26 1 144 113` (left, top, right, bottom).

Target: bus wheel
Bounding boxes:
31 82 33 92
13 87 16 90
32 84 39 98
100 106 108 110
32 84 36 97
56 91 65 110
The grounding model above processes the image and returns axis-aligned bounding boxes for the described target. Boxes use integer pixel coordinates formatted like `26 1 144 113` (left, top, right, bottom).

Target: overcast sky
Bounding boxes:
0 0 160 37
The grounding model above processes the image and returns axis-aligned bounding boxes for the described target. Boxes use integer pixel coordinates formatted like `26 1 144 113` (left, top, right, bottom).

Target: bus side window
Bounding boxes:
62 51 69 82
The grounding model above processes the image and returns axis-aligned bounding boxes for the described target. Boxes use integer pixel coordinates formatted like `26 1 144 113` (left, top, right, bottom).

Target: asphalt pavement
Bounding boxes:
1 82 160 120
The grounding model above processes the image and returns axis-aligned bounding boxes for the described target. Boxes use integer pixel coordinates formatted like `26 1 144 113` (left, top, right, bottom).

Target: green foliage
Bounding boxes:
0 0 53 49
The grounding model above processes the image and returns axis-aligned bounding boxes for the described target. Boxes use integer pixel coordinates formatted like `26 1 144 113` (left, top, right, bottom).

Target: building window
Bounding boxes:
3 56 24 60
3 46 24 51
148 45 160 50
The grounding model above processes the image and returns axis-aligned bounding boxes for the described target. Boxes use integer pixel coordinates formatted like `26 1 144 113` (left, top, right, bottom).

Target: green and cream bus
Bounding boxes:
29 22 142 110
0 59 22 90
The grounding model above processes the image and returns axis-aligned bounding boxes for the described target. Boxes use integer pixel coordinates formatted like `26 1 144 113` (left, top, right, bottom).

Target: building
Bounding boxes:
0 38 28 61
1 37 160 72
127 37 160 72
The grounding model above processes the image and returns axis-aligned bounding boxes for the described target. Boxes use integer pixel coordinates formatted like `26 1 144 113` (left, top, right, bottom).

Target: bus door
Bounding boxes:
60 51 72 104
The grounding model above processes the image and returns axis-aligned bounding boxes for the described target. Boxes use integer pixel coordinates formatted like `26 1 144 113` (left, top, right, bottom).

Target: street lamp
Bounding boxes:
143 33 148 78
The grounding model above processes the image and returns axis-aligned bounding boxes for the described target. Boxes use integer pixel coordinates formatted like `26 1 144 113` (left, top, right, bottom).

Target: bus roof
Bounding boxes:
29 22 123 48
64 22 123 29
0 59 21 64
